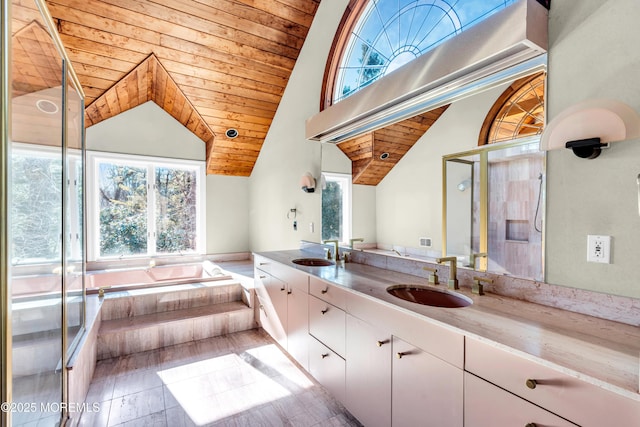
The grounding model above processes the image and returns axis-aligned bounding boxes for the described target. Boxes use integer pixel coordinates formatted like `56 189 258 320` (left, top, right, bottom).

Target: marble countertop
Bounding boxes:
256 250 640 400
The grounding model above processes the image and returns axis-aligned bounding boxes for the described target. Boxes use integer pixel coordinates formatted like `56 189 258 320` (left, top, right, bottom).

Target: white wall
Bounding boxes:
86 101 250 255
248 0 350 252
545 0 640 298
375 85 507 255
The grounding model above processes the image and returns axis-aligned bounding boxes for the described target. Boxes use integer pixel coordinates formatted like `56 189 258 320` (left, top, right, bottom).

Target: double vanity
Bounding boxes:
254 249 640 427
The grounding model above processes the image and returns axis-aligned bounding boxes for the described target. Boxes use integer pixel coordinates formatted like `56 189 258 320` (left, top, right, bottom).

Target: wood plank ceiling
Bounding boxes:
41 0 320 176
337 106 450 186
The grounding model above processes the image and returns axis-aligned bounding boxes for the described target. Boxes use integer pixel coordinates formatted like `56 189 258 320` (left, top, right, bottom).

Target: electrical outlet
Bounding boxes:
587 235 611 263
419 237 432 247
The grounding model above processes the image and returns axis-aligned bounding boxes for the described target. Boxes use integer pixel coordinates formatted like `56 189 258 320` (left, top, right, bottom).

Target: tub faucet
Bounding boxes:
323 239 340 261
469 252 487 270
349 238 364 250
436 256 458 290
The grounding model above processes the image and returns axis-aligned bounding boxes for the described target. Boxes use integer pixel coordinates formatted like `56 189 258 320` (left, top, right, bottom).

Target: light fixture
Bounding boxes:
36 99 59 114
225 128 238 139
457 178 472 192
380 152 390 160
540 99 640 159
300 172 316 193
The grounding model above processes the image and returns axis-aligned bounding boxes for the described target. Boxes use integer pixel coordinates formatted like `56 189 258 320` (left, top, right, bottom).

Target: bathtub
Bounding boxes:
86 261 231 292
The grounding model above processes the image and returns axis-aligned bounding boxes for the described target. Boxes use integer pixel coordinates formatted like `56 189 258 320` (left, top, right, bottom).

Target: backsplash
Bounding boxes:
298 241 640 327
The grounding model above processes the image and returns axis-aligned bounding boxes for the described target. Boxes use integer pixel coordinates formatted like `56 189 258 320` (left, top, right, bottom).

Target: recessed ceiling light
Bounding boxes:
225 128 239 139
380 152 390 160
36 99 59 114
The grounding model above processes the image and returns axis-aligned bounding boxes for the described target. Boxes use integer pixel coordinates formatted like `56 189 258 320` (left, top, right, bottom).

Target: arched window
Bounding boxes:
479 73 545 145
327 0 517 106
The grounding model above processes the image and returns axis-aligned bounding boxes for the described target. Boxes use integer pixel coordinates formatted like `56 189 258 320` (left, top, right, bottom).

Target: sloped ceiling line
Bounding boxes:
84 53 218 172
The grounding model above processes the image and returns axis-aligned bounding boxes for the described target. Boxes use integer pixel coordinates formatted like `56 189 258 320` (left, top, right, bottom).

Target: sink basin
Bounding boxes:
291 258 335 267
386 285 472 308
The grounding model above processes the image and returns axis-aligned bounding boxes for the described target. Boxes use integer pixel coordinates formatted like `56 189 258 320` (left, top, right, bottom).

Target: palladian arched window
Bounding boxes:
326 0 518 107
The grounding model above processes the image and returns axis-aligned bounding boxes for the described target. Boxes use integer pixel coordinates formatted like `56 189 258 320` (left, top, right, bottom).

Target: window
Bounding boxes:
10 143 83 265
321 173 352 244
87 152 205 260
332 0 517 104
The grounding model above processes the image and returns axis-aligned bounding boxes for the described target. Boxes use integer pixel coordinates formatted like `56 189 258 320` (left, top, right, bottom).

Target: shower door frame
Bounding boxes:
1 0 87 425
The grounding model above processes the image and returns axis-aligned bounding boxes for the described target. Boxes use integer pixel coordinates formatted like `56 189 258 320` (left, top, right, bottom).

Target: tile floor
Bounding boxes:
79 329 362 427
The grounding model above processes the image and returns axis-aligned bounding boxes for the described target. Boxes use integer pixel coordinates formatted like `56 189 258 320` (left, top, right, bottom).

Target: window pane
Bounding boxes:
10 150 63 262
322 179 344 242
98 162 148 256
155 167 198 253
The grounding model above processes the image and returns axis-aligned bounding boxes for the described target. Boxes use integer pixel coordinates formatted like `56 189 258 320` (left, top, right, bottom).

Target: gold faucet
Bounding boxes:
469 252 487 270
436 256 458 290
472 276 493 295
323 239 340 261
349 238 364 250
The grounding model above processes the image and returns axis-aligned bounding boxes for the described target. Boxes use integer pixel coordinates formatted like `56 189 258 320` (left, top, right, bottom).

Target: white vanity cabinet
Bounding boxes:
345 292 464 427
254 256 309 370
345 314 392 427
465 337 640 427
307 277 348 403
464 372 578 427
392 336 464 427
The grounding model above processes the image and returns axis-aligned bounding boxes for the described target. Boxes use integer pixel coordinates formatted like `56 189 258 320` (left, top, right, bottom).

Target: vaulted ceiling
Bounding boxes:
40 0 320 176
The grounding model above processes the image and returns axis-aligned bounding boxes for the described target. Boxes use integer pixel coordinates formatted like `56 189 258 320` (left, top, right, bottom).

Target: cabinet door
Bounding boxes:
309 337 346 404
255 273 287 348
286 284 309 371
464 372 578 427
392 336 463 427
309 295 346 357
345 315 391 427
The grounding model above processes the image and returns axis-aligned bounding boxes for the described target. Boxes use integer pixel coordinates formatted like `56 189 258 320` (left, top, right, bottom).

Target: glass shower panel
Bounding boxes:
10 0 64 424
487 142 544 280
65 70 85 354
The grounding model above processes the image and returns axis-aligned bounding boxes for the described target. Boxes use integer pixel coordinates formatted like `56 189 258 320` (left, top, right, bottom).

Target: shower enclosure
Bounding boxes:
1 1 86 425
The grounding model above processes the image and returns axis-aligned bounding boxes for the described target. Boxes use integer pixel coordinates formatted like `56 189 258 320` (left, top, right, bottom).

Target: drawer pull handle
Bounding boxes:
321 308 329 315
377 340 385 347
280 286 286 291
259 275 266 279
396 352 408 359
525 423 537 427
287 290 292 294
321 353 329 359
525 379 537 389
321 288 329 294
259 262 268 266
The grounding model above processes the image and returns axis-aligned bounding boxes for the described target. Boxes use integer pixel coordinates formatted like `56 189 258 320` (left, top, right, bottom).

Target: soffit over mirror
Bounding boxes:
307 0 548 143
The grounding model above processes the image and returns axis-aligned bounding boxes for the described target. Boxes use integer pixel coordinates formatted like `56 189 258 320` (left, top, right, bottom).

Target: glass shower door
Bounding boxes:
9 0 65 424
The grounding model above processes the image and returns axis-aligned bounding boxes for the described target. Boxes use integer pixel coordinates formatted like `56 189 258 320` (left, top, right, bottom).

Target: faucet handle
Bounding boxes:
472 276 493 295
422 266 439 285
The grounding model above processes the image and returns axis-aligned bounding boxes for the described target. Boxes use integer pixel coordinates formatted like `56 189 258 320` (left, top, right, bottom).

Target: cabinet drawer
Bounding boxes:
309 295 346 357
464 372 578 427
465 337 640 427
309 276 347 310
309 337 345 404
253 255 272 274
271 261 309 293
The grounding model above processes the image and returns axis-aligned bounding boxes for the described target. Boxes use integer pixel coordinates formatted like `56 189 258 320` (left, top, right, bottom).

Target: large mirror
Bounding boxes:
443 138 545 281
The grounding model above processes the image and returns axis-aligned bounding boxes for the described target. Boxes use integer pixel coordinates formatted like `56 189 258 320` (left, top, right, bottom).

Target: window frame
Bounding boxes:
321 172 352 245
86 151 206 261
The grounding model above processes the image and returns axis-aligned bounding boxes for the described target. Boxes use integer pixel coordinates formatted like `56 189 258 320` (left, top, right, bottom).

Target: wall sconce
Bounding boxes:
300 172 316 193
457 178 472 192
540 99 640 159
